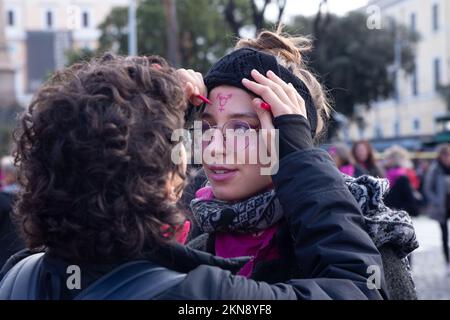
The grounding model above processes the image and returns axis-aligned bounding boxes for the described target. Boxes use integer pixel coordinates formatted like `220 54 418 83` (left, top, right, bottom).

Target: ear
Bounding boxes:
165 172 177 202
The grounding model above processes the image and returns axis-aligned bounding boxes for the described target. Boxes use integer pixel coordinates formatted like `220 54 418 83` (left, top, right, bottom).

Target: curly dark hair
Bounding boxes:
14 53 188 263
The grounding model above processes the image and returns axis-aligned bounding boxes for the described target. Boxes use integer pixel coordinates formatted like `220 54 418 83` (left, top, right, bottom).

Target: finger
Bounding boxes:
242 78 291 117
185 81 195 97
252 98 275 157
186 69 207 102
266 71 307 118
195 72 207 97
250 69 291 106
266 70 297 103
185 82 202 106
252 98 274 131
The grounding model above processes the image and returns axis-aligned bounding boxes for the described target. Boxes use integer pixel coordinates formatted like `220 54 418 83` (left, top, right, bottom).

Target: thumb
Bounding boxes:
185 82 202 106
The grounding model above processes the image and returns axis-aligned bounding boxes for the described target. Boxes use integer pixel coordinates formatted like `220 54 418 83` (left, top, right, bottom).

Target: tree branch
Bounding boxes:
224 0 242 37
276 0 287 27
250 0 271 33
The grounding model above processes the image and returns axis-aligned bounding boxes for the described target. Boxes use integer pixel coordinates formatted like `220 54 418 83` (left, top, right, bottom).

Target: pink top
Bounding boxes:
195 185 280 277
339 164 355 177
215 224 280 277
386 167 407 188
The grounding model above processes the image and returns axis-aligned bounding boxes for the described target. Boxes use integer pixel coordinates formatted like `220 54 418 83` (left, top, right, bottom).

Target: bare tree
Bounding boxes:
313 0 331 47
275 0 287 28
250 0 271 32
224 0 287 37
224 0 243 36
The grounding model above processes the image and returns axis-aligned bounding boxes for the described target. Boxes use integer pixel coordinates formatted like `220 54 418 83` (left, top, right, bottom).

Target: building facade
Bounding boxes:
349 0 450 150
2 0 129 105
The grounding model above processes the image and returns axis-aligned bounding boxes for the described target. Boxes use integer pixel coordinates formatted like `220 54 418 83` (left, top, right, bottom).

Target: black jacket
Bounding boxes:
384 176 421 217
0 148 385 300
186 147 388 299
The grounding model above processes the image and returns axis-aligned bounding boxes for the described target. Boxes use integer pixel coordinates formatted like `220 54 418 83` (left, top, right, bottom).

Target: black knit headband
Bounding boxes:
204 48 318 137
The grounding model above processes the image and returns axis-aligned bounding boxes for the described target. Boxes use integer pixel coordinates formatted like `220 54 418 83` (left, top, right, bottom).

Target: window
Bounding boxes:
7 10 15 27
375 126 383 139
82 11 90 28
413 119 420 132
411 64 418 96
434 58 441 90
410 13 416 32
46 10 53 29
432 3 439 31
393 70 399 101
394 121 400 137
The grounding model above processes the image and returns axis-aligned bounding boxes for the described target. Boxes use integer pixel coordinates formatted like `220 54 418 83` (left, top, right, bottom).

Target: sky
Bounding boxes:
266 0 370 22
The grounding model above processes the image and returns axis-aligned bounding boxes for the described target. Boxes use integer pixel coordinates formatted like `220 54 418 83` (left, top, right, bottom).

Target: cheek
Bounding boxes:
236 134 266 164
238 165 272 191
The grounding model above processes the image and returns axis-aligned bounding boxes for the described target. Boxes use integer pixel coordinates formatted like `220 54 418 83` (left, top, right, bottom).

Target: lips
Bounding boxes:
206 165 238 182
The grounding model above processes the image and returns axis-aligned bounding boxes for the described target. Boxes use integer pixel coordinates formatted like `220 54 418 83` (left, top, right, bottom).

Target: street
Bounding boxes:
411 216 450 300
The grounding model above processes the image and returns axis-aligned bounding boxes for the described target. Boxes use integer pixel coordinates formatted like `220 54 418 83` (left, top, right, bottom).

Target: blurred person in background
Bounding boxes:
352 140 385 178
424 144 450 276
0 156 23 269
384 145 422 217
328 143 367 177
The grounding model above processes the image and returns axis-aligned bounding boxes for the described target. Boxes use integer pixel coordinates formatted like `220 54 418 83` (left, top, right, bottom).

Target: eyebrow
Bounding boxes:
201 112 259 121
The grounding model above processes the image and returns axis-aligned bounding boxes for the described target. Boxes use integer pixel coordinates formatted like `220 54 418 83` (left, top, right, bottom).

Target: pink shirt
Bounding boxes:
215 224 280 277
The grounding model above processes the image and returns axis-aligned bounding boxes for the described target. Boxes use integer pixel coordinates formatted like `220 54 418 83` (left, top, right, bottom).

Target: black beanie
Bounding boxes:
204 48 318 137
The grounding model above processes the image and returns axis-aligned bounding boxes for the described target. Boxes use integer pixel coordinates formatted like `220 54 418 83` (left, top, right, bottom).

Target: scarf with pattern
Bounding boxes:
190 173 419 259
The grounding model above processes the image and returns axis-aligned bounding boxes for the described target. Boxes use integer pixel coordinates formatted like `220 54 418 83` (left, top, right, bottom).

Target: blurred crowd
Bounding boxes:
328 141 450 275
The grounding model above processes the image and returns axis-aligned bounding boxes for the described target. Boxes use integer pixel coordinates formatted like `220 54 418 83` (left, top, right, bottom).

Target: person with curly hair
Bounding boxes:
0 53 385 300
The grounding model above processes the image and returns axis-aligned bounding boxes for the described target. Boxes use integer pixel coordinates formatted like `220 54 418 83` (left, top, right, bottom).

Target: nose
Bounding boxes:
203 129 225 159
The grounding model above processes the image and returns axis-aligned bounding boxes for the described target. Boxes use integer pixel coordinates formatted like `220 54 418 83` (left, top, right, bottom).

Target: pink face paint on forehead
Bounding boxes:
216 93 232 112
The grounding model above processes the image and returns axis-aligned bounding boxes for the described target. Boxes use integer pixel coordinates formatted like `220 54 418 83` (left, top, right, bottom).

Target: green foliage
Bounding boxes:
66 4 418 122
65 47 96 66
287 12 418 117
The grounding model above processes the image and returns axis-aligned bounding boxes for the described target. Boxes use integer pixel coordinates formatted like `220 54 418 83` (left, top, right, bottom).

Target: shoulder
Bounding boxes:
0 249 39 281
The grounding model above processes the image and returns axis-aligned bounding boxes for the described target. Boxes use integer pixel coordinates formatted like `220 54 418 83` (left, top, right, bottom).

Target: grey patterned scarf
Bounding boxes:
190 173 419 259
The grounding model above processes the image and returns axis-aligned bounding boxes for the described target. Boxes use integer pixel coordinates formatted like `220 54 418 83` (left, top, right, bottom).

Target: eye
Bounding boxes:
227 120 250 134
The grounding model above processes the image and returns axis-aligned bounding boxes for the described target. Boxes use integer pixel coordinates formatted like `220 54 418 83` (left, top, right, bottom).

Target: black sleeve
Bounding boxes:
378 246 417 300
156 265 298 300
271 148 387 299
273 114 313 159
